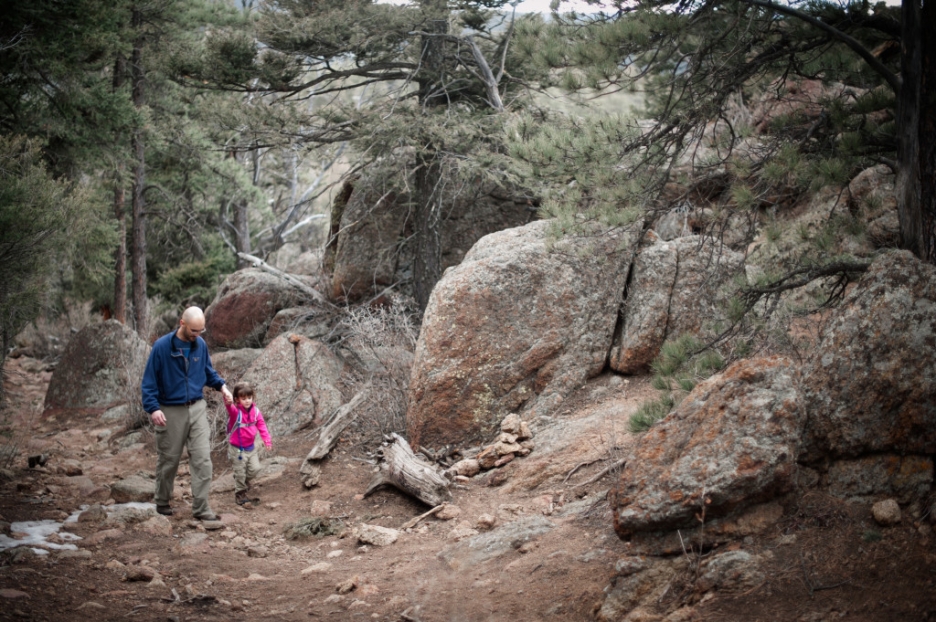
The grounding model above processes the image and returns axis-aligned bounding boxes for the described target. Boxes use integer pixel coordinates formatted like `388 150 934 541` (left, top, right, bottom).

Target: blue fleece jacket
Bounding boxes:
141 331 226 414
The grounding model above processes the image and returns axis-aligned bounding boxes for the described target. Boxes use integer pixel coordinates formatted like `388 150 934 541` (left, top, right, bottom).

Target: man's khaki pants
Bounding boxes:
228 443 261 494
154 400 213 518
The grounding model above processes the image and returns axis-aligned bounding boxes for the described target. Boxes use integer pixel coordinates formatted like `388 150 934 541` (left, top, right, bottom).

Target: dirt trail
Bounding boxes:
0 358 648 622
2 357 935 622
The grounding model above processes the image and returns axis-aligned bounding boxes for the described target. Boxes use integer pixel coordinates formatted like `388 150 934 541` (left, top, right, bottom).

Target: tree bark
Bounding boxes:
112 55 127 324
919 0 936 263
897 0 936 265
413 17 449 312
130 10 148 337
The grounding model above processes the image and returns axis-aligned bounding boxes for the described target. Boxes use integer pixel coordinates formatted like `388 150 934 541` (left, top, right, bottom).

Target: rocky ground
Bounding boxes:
0 356 935 622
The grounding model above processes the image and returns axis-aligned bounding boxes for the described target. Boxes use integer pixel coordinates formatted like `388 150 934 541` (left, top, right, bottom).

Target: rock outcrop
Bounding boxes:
610 356 802 539
610 235 742 374
237 334 346 436
407 220 635 449
43 320 150 416
204 268 322 349
609 234 678 374
328 174 531 303
801 250 936 459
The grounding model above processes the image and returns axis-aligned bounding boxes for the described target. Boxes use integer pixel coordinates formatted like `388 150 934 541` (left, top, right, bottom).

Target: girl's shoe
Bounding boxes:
235 491 252 508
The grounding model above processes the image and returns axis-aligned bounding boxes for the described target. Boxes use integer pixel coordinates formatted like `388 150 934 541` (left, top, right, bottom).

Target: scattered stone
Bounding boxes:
105 560 126 571
323 594 343 604
110 475 155 504
337 576 359 594
247 546 269 558
696 550 765 593
872 499 901 526
138 515 172 537
494 453 515 468
357 524 399 547
61 460 83 476
327 549 343 559
301 562 332 575
435 504 461 521
449 459 480 478
124 566 156 582
310 500 333 516
476 514 496 531
75 601 105 610
78 505 107 523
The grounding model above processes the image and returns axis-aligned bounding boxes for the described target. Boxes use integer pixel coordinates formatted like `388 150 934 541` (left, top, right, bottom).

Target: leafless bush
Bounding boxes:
334 296 419 448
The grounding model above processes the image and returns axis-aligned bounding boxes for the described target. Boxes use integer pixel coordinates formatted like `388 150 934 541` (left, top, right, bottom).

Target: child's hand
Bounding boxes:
265 443 273 452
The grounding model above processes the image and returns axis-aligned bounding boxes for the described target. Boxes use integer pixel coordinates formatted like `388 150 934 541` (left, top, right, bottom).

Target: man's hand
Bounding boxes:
221 385 233 405
151 410 167 427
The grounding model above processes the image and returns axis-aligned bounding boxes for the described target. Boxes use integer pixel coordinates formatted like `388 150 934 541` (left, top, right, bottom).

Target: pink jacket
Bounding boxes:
225 403 272 449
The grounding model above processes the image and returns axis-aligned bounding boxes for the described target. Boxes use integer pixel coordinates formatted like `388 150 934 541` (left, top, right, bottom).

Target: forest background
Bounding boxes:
1 0 933 387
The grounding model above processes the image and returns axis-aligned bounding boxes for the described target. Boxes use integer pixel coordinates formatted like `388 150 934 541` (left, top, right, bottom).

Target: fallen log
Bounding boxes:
365 433 451 507
237 252 336 308
299 391 368 488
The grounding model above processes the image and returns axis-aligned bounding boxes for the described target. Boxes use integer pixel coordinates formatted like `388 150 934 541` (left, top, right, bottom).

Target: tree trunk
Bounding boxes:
234 198 250 268
413 17 449 312
898 0 936 265
130 11 148 337
112 55 127 324
919 0 936 263
364 433 452 507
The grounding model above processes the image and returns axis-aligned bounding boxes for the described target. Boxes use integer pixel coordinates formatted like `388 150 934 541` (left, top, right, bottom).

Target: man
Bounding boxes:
141 306 232 520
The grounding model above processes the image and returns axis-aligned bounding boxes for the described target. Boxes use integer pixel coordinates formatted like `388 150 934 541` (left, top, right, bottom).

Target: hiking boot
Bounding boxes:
156 505 174 516
194 512 219 521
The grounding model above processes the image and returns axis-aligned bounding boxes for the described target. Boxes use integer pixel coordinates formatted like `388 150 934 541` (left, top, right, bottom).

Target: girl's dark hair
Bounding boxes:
233 383 255 399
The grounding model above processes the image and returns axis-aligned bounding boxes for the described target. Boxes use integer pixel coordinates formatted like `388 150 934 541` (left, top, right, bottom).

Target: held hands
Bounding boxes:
221 385 233 405
151 410 167 427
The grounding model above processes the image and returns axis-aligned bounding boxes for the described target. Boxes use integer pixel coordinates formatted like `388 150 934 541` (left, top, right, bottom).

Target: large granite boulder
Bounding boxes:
43 320 150 416
204 268 323 349
407 220 635 449
610 236 742 374
610 356 803 539
802 250 936 460
209 348 264 386
237 335 346 436
610 234 678 374
328 174 531 303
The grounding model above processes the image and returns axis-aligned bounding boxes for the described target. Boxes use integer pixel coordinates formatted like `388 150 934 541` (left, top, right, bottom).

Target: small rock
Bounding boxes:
337 576 359 594
491 441 522 457
124 566 156 582
872 499 901 526
56 550 92 559
247 546 269 558
476 514 497 531
85 528 123 545
449 459 480 478
357 524 399 547
105 560 126 571
138 515 172 536
327 549 343 558
323 594 343 604
517 421 532 441
75 601 105 610
110 475 155 504
477 447 499 470
62 460 83 476
78 505 107 523
310 500 333 516
436 504 461 521
497 432 519 445
500 414 522 435
301 562 332 575
494 453 515 468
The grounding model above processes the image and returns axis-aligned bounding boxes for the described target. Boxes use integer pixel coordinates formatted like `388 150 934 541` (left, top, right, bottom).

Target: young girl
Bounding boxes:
225 383 272 508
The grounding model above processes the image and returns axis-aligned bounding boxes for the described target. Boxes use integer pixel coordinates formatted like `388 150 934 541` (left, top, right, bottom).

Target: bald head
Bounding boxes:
177 306 206 342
